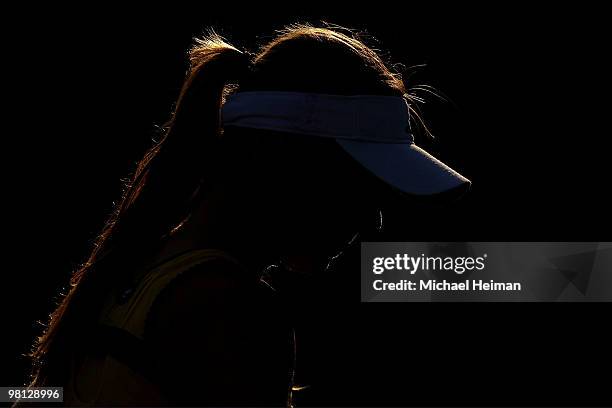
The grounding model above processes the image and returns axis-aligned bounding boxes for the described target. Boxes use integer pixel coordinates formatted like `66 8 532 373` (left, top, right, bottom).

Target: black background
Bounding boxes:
3 3 611 406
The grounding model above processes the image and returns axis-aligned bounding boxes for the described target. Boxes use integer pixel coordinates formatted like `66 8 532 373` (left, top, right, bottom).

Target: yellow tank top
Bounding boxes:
63 248 245 406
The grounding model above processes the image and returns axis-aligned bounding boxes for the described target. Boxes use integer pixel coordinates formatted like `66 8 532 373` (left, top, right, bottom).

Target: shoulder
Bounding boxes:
141 258 291 404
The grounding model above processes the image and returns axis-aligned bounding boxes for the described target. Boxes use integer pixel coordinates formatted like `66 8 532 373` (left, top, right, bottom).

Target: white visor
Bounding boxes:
222 91 470 195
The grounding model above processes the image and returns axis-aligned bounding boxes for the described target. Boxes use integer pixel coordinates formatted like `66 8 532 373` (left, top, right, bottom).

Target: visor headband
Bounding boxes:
221 91 414 144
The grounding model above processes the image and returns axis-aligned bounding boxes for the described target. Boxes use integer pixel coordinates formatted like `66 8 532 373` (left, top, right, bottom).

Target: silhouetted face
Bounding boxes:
222 128 382 258
220 29 410 258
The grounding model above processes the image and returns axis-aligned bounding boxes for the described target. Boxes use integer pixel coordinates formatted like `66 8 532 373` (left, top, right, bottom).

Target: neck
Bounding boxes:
154 188 274 274
158 186 338 277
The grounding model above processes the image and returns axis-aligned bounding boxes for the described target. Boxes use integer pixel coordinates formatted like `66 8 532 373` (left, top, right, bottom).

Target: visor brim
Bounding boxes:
336 139 471 196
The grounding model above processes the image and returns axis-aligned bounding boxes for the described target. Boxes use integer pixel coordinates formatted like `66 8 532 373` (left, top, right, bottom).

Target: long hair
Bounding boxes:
30 24 420 385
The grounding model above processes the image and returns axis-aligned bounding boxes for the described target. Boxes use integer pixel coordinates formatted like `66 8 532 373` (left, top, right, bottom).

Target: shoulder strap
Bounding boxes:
99 248 244 340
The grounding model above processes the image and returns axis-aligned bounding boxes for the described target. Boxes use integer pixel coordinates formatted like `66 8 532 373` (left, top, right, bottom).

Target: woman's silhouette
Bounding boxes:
26 24 469 406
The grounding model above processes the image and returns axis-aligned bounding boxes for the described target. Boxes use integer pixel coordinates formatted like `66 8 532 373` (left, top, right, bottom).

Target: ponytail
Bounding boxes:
115 34 250 245
31 33 250 385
